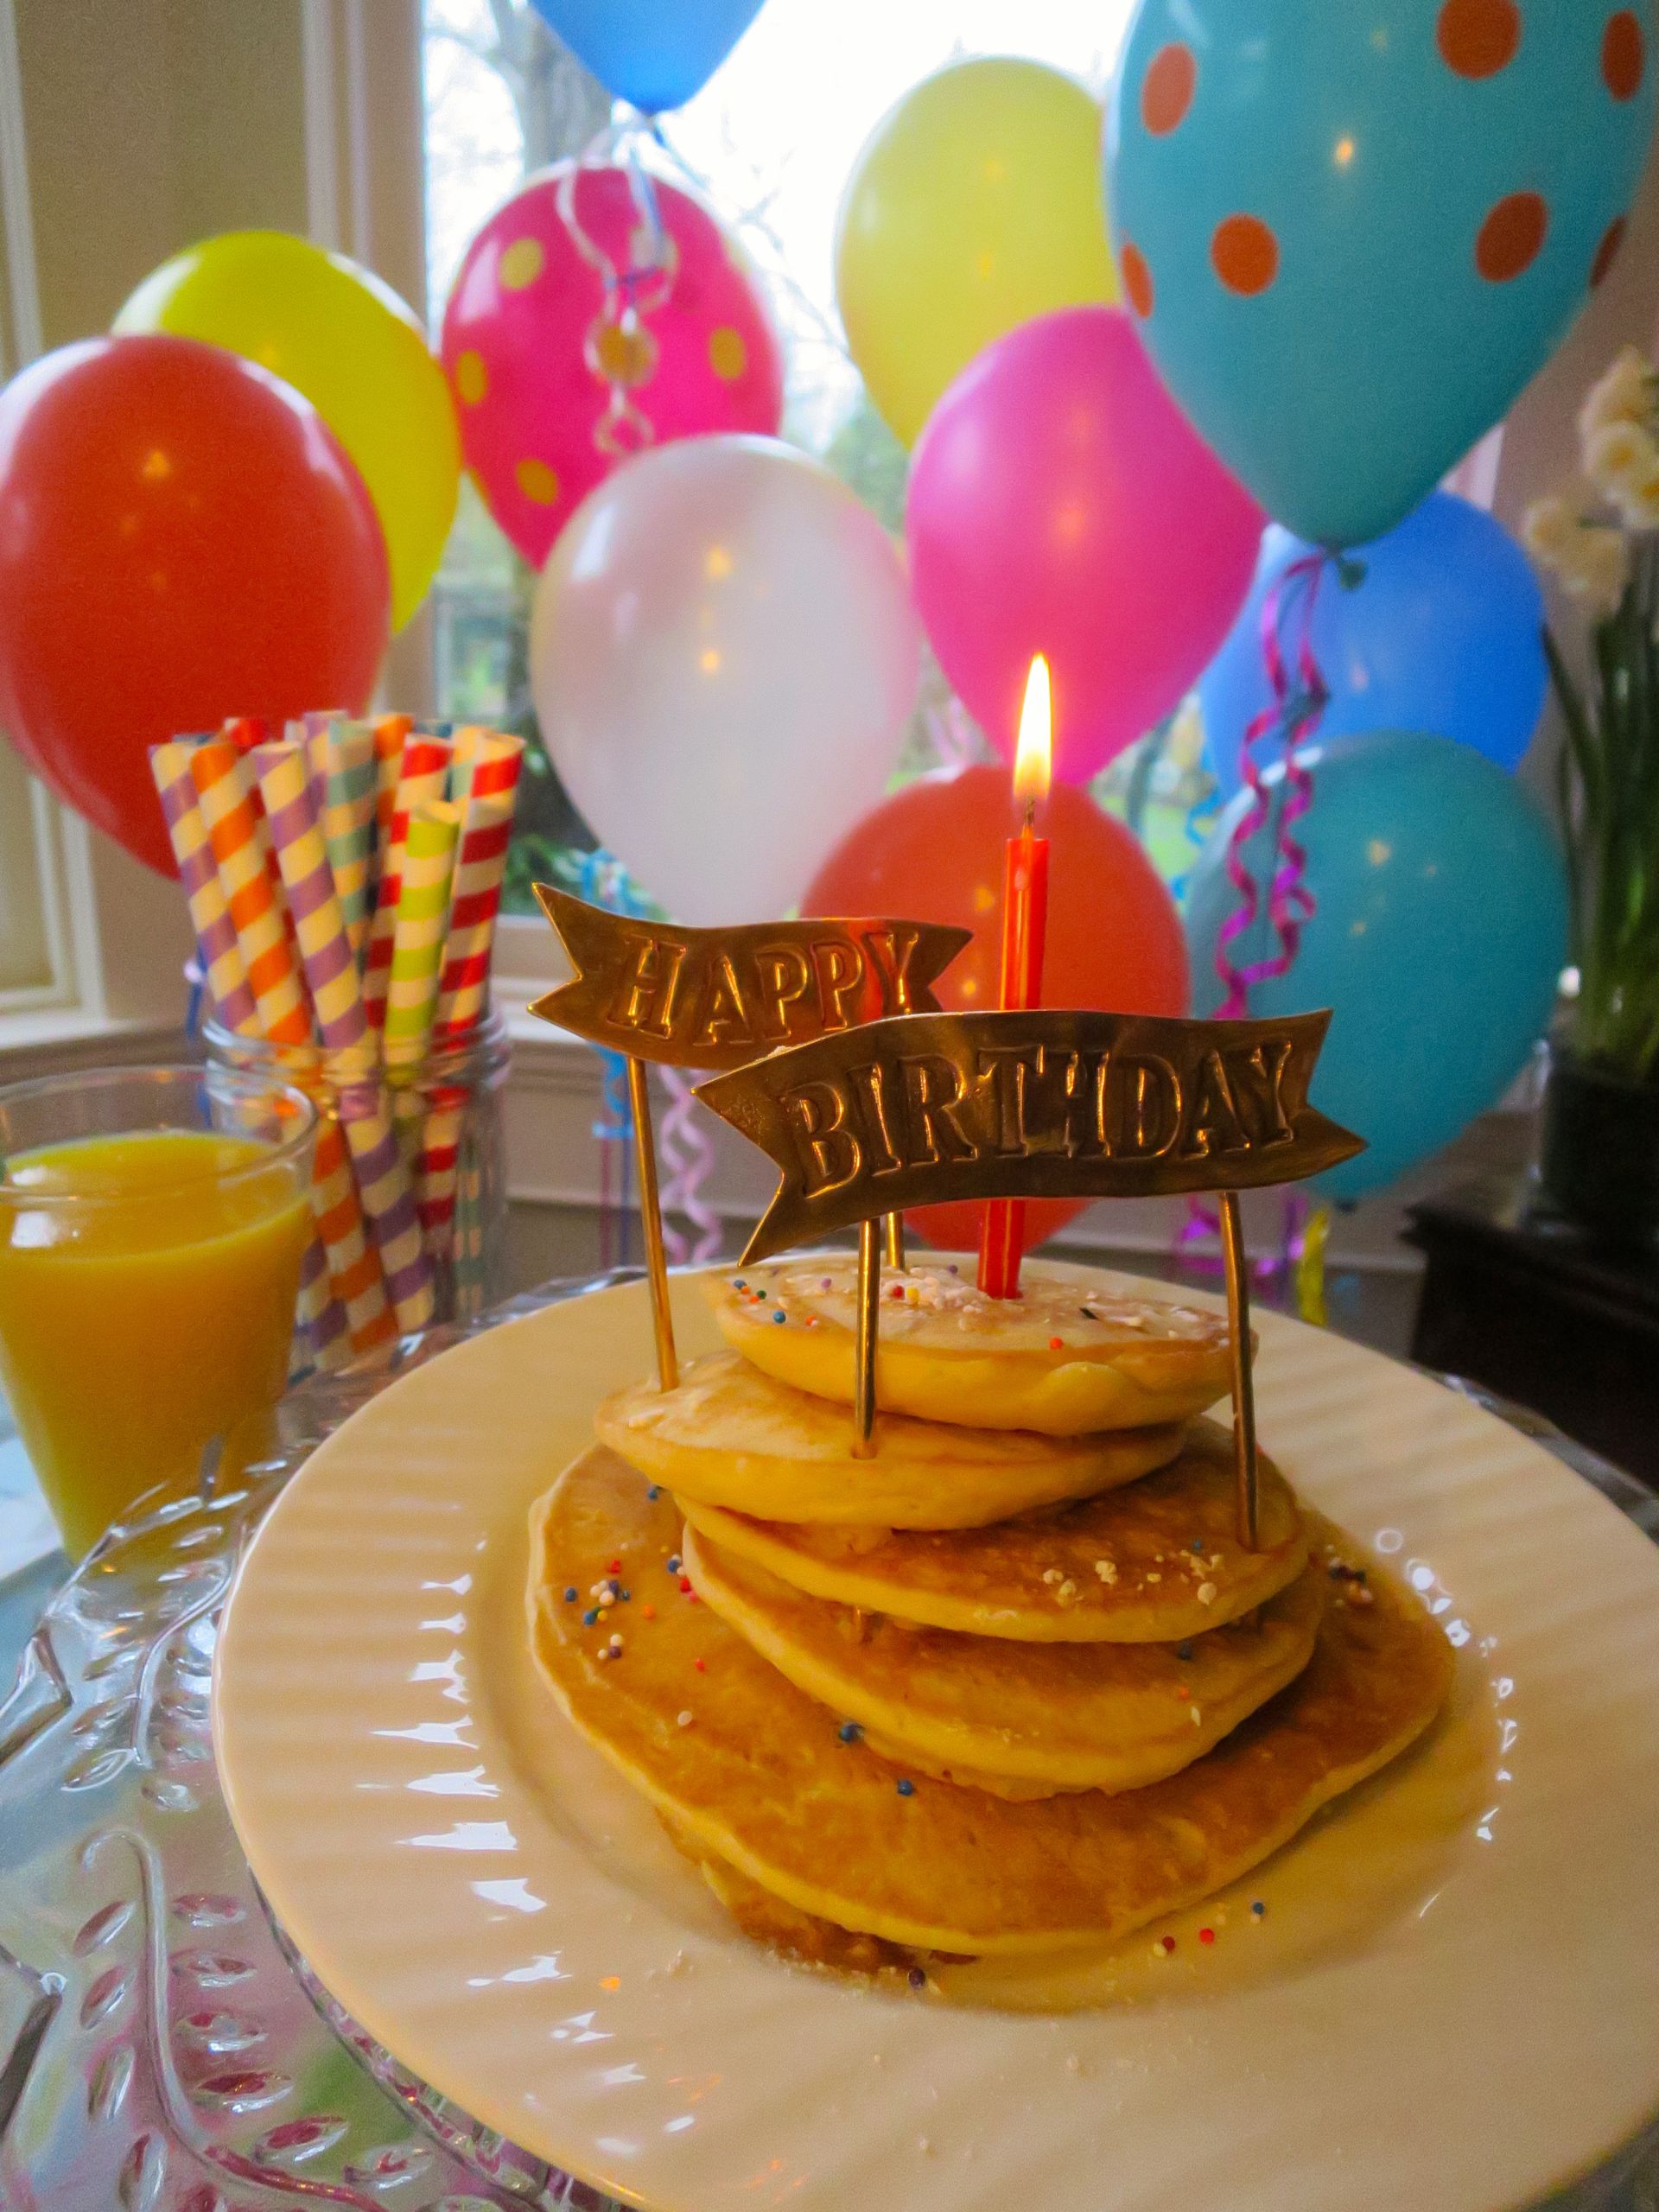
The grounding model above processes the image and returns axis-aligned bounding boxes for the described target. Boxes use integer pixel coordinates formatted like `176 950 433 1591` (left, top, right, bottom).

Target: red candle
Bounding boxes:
979 656 1052 1298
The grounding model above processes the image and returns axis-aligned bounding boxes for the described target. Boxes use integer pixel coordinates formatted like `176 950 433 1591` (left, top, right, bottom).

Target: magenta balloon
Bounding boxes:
906 306 1263 785
442 162 784 570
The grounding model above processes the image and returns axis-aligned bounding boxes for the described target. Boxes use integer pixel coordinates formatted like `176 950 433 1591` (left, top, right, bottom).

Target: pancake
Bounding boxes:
677 1419 1306 1640
594 1351 1184 1529
526 1446 1452 1956
706 1257 1238 1433
683 1525 1325 1797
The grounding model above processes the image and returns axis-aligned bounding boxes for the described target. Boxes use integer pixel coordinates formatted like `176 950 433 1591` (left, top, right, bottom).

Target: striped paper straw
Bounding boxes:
188 739 311 1046
318 723 378 957
295 1230 352 1372
364 733 452 1027
371 713 413 849
416 732 524 1242
155 738 355 1366
310 1115 398 1350
191 737 390 1351
150 741 259 1036
222 715 279 753
253 741 435 1337
212 734 391 1344
433 731 524 1036
384 802 461 1056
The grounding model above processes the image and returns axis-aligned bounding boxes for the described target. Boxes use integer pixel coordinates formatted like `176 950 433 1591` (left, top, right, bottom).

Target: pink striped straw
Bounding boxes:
253 740 435 1335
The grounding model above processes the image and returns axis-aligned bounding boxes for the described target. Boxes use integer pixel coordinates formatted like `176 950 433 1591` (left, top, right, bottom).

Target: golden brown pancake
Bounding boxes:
677 1419 1306 1640
526 1446 1453 1955
683 1526 1324 1797
594 1351 1184 1529
706 1256 1237 1434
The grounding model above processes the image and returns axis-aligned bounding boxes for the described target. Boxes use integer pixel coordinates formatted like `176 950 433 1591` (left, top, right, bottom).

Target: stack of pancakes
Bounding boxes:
527 1256 1451 1972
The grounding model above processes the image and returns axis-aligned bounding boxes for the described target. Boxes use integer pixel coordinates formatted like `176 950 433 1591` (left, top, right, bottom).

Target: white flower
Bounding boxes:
1558 523 1630 615
1522 495 1577 570
1613 463 1659 532
1585 420 1659 509
1580 345 1656 454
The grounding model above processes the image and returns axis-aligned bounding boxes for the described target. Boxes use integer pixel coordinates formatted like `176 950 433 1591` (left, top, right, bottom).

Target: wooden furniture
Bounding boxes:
1405 1174 1659 1490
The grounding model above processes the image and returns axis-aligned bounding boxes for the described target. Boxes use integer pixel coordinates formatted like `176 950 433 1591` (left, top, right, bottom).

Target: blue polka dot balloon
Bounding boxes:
1107 1 1656 548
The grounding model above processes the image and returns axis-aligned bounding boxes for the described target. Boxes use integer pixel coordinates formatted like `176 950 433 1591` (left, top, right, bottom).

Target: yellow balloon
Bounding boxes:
836 57 1120 448
115 231 460 632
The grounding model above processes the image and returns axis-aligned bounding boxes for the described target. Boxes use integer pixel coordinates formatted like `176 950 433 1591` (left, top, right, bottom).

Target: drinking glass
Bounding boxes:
0 1064 315 1558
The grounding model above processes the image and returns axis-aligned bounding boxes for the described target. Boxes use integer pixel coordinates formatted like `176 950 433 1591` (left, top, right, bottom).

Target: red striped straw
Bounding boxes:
364 733 453 1028
416 734 524 1241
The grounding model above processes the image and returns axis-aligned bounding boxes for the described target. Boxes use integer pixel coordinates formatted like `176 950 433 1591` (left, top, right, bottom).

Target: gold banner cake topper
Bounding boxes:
696 1007 1364 1264
530 886 972 1072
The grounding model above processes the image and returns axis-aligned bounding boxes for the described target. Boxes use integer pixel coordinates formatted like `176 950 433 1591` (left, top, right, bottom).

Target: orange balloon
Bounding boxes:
0 335 389 874
804 764 1188 1255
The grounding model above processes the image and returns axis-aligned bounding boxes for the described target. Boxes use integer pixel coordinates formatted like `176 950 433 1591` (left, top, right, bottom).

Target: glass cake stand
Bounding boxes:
0 1272 1656 2212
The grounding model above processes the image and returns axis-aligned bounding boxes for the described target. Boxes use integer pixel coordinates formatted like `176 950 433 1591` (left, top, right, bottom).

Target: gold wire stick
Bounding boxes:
852 1216 881 1459
884 1211 906 1272
1217 1189 1259 1550
626 1054 678 1393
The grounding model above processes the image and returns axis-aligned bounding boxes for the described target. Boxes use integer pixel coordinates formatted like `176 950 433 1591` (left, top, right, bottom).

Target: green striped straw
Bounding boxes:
318 721 378 960
383 801 461 1065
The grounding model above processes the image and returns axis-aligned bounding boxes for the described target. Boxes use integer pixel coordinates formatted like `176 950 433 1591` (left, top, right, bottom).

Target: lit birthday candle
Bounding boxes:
978 655 1052 1298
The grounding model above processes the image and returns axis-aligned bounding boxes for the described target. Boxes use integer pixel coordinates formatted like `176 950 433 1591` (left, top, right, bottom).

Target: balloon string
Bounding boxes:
1176 1187 1307 1283
580 849 647 1272
1168 778 1220 906
658 1065 723 1264
556 121 677 461
1213 552 1328 1019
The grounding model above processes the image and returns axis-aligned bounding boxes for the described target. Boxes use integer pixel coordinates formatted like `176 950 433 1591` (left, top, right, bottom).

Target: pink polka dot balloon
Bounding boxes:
442 163 785 569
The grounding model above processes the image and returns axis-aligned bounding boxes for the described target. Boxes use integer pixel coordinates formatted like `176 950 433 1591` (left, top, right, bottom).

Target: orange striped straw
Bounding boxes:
188 740 311 1046
371 712 414 858
188 735 393 1352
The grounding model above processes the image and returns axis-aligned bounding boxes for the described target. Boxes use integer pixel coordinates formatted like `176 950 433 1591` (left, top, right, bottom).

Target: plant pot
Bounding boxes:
1539 1049 1659 1250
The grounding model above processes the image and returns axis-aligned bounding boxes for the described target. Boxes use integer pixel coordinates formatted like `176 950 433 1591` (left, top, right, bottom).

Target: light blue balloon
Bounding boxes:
1108 1 1656 546
1185 732 1567 1201
1200 493 1548 798
529 0 765 113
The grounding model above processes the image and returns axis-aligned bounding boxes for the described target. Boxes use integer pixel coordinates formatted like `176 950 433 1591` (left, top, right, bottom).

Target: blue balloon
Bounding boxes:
1200 493 1548 798
529 0 765 113
1107 2 1655 546
1185 733 1567 1201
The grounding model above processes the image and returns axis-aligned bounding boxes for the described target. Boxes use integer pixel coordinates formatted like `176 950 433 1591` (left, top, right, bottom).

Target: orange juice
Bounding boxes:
0 1129 311 1557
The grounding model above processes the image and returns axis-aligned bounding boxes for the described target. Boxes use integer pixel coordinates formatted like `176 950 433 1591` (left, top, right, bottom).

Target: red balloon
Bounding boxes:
0 335 390 875
804 764 1188 1255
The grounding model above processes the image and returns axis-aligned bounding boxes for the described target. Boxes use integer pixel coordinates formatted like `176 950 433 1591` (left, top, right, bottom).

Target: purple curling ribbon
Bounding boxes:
1174 554 1331 1275
1213 552 1328 1019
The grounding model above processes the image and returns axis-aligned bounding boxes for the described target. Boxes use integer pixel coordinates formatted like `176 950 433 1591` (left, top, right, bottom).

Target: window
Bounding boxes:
420 0 1159 923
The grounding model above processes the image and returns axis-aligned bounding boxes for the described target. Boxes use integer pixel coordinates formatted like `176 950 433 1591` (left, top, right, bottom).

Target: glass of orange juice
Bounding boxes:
0 1065 315 1560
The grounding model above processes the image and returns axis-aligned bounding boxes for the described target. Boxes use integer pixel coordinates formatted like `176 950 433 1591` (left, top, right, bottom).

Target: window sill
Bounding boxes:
0 1007 189 1083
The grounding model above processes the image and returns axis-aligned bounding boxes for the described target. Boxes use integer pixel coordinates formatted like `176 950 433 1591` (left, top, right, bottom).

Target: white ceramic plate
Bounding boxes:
215 1266 1659 2212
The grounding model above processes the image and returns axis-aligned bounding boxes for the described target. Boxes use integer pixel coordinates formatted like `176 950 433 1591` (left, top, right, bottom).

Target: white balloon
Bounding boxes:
530 435 920 926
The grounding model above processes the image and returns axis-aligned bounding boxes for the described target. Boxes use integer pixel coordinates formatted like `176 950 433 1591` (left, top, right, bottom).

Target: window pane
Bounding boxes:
420 0 1135 912
0 749 51 996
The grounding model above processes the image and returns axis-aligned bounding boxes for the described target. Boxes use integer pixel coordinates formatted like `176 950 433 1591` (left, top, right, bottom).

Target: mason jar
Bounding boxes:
202 1010 511 1369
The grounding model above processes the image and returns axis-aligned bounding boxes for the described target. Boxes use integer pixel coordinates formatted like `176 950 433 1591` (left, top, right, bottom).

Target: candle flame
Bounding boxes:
1013 655 1052 812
